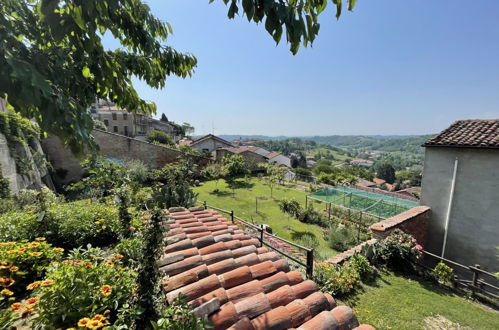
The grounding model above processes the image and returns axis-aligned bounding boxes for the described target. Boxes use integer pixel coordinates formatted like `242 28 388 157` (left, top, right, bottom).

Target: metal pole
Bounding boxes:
255 197 258 213
203 201 207 210
442 158 459 259
305 195 308 208
260 225 264 247
306 249 314 279
230 210 234 223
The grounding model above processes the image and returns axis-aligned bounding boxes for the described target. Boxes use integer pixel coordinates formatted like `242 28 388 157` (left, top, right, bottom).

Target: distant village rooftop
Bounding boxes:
424 119 499 149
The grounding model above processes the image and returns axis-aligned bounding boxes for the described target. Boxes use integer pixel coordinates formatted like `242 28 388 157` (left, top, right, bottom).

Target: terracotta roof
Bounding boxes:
192 134 234 147
373 178 386 185
162 207 372 330
424 119 499 149
266 152 281 159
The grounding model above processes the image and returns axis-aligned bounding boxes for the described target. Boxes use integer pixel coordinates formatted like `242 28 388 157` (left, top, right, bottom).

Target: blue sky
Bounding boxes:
121 1 499 136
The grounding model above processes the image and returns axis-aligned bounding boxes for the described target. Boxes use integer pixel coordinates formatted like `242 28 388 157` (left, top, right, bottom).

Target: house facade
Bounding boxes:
90 100 176 140
215 146 268 171
267 152 291 167
189 134 234 154
421 119 499 273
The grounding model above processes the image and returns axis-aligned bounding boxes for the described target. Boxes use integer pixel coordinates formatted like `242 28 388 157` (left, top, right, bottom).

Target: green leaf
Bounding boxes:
348 0 357 11
82 67 91 78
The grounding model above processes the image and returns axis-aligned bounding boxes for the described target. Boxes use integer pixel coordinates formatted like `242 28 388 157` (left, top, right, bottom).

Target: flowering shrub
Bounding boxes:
314 262 361 297
350 254 376 282
45 200 122 248
31 255 137 329
371 229 423 271
153 295 210 330
0 239 63 300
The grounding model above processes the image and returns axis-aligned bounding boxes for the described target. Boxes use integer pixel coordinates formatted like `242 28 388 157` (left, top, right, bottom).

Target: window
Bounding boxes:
123 113 128 120
112 113 117 120
124 126 128 136
113 126 118 133
104 120 109 126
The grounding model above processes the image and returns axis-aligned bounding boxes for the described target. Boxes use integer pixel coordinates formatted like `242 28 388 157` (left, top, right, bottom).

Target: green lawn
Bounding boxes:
193 177 337 259
342 271 499 330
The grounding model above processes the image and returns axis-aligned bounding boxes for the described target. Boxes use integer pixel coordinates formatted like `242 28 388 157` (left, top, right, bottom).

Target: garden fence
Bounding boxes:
198 201 315 278
420 250 499 300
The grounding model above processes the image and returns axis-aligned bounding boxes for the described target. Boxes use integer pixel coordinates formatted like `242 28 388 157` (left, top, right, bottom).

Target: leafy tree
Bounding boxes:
375 162 396 184
146 130 175 146
160 113 169 122
202 163 226 191
222 154 249 177
181 122 195 136
278 198 301 222
290 155 299 168
1 0 357 152
93 119 107 131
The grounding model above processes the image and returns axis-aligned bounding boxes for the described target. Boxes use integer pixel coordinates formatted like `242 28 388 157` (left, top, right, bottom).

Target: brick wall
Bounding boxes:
370 206 431 247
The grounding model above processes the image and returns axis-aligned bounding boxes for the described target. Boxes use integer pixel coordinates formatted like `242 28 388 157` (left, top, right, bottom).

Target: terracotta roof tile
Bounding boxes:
424 119 499 148
162 207 366 329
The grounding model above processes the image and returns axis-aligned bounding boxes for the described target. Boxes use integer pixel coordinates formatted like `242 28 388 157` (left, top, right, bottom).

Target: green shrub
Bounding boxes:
45 200 122 249
314 262 360 297
350 254 376 282
297 205 327 227
31 255 137 329
434 262 454 284
115 237 143 268
0 240 63 301
371 229 423 271
0 198 17 215
327 223 357 252
146 130 175 146
16 187 63 211
0 165 10 199
153 295 209 330
0 211 40 242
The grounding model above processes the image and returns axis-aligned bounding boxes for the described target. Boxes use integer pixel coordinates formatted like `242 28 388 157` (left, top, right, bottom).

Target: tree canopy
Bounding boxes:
1 0 356 152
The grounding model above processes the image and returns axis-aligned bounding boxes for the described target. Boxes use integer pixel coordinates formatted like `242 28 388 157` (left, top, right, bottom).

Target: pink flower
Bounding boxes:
399 237 404 243
411 238 417 243
415 244 423 251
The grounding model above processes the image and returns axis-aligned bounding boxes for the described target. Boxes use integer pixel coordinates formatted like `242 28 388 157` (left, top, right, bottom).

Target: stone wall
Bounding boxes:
370 206 431 247
42 129 211 184
0 132 54 193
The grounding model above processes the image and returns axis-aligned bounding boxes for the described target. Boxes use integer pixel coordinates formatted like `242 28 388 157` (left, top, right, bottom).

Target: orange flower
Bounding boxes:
41 280 54 287
27 281 41 290
26 297 40 307
87 320 104 329
0 277 15 287
53 248 64 253
30 242 40 248
21 308 34 318
104 260 114 267
9 266 19 272
84 261 93 268
113 254 123 260
30 252 43 257
100 285 112 296
0 261 12 269
10 302 22 311
78 318 91 327
1 288 14 296
92 314 106 321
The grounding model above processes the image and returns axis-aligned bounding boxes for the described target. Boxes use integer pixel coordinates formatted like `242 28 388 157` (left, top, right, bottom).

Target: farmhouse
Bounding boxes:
421 119 499 272
189 134 235 154
266 151 291 168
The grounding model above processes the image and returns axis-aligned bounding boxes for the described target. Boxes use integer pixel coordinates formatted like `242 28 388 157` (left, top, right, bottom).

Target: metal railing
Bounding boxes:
199 201 315 278
420 250 499 300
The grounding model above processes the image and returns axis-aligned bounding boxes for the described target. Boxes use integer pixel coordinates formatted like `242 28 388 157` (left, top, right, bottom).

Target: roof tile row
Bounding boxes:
161 207 373 330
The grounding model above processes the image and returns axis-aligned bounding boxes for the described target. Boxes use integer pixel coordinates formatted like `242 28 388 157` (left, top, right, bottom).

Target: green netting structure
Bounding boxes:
308 186 420 220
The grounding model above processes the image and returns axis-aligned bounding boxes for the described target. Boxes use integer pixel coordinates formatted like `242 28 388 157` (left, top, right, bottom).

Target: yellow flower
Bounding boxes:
30 252 43 257
96 230 101 233
41 280 54 287
30 242 40 248
0 276 15 287
101 225 107 229
36 237 46 241
1 288 14 296
0 261 12 269
53 248 64 253
9 266 19 272
92 314 106 321
87 320 104 329
130 226 136 231
113 254 123 260
66 328 76 330
27 281 41 290
104 260 114 267
95 221 101 225
386 326 393 329
26 210 33 214
78 318 91 327
100 285 112 296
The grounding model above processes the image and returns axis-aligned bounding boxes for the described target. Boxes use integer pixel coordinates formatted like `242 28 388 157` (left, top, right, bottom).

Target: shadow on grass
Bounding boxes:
226 179 254 190
291 230 317 241
208 190 232 197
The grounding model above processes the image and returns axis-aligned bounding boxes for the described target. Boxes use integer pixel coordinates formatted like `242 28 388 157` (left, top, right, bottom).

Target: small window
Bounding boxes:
112 113 117 120
113 126 118 133
124 126 128 136
123 113 128 120
104 120 109 126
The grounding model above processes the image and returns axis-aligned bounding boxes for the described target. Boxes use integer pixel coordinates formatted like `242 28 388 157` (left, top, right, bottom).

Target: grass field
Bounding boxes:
193 177 337 259
342 271 499 330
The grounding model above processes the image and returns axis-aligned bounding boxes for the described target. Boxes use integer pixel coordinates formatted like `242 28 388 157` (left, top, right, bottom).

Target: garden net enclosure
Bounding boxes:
308 186 419 219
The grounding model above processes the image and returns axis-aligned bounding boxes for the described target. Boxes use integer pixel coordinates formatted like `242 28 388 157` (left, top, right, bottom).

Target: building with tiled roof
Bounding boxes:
423 119 499 148
215 147 268 171
372 178 386 185
161 207 373 330
421 119 499 275
190 134 235 154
